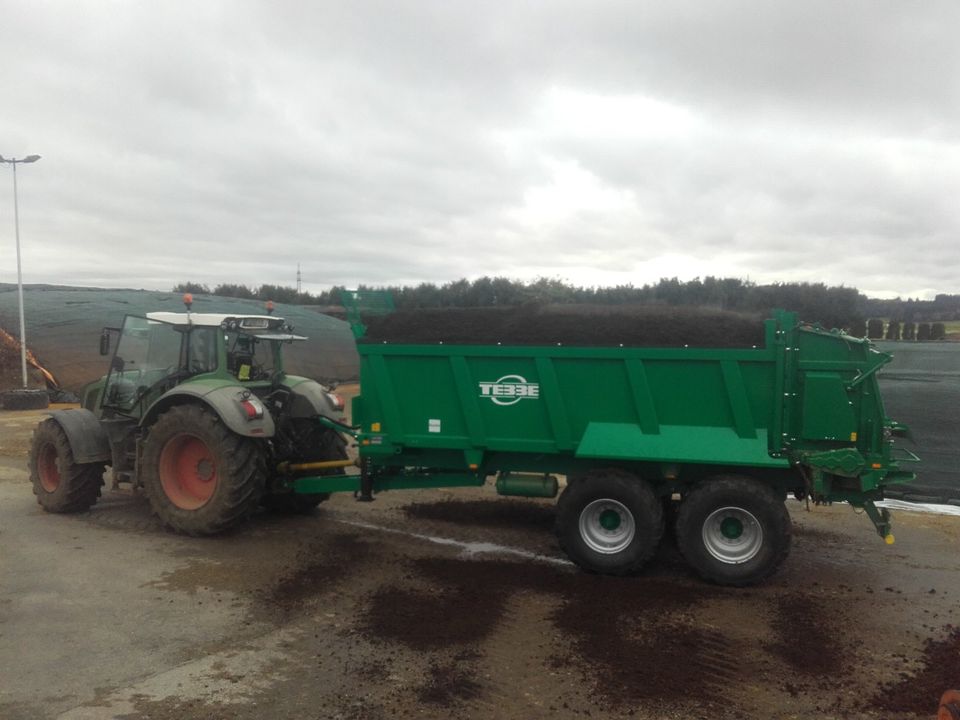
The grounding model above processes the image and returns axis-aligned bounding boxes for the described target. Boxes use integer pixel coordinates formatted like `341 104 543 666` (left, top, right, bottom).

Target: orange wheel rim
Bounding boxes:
940 690 960 720
158 434 218 510
38 443 60 493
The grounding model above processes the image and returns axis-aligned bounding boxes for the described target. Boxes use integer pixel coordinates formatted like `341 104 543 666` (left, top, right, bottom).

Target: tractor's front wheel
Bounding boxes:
28 418 104 513
675 475 791 586
556 470 663 575
142 405 266 535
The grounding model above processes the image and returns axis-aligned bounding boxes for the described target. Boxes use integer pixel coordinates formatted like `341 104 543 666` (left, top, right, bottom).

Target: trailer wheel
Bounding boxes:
142 405 266 535
675 475 791 586
28 418 104 513
556 471 663 575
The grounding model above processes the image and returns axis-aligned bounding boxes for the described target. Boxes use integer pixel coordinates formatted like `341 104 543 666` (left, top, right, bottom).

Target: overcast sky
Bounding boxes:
0 1 957 299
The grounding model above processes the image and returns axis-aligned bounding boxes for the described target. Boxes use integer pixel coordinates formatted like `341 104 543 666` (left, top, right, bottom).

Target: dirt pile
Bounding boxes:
264 533 372 616
0 330 19 387
354 499 875 714
550 573 730 708
872 624 960 715
416 655 484 705
0 326 50 392
359 304 766 348
358 555 744 712
361 558 529 652
1 322 67 390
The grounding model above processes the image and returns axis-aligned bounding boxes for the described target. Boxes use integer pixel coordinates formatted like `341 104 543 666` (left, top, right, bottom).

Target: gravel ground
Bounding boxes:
1 405 959 720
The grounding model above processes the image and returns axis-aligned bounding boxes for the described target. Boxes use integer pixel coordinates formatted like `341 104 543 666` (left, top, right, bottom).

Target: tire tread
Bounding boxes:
142 405 266 535
556 470 664 576
675 475 791 587
28 419 104 513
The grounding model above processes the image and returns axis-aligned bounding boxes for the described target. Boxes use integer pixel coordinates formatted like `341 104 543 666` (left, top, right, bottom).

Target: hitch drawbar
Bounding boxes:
276 458 359 475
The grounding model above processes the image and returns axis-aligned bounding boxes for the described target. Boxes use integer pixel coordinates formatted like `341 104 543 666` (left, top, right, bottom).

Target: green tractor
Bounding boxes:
28 298 354 534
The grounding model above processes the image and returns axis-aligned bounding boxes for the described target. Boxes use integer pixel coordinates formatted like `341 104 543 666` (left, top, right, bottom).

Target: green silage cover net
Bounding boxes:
0 286 358 390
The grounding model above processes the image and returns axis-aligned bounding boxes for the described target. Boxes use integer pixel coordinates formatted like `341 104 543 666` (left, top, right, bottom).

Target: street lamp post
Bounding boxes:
0 154 41 389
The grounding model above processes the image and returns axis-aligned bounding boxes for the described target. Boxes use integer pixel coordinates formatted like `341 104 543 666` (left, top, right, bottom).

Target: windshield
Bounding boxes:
225 331 276 381
102 316 183 413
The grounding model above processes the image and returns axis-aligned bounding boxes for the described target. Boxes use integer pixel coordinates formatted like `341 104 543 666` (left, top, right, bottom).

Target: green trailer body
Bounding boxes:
322 310 911 499
295 305 916 585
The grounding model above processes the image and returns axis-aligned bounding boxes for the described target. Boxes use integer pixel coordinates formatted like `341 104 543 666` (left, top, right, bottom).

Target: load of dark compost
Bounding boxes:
358 304 766 348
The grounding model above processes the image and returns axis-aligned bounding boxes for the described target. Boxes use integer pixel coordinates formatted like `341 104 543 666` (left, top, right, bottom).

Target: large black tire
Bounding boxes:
2 388 50 410
142 405 266 536
555 470 664 575
28 418 104 513
264 425 347 513
675 475 791 587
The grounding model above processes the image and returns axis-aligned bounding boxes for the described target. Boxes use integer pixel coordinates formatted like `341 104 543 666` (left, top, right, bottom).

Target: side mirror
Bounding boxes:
99 330 111 356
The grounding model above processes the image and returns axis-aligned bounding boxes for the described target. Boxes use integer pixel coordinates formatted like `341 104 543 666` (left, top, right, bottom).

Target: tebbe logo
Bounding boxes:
478 375 540 406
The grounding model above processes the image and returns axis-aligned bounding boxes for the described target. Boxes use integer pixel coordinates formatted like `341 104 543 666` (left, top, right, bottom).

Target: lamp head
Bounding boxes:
22 155 41 163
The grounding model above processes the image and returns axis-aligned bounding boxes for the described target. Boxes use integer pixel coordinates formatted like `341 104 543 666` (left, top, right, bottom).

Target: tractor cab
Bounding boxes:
94 311 304 420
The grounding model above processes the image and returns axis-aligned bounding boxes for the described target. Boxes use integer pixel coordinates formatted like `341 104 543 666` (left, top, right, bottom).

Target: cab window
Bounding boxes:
185 327 218 374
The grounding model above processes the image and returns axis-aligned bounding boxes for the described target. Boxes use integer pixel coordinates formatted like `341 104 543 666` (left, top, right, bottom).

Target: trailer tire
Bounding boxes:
28 418 104 513
556 471 663 576
675 475 791 587
142 405 266 535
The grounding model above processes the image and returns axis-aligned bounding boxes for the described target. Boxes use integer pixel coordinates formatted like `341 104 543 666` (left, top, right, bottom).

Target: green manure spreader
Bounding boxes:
30 293 916 587
295 296 916 586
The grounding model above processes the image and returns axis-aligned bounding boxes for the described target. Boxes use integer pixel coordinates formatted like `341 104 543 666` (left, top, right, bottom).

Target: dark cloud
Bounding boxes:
0 1 957 298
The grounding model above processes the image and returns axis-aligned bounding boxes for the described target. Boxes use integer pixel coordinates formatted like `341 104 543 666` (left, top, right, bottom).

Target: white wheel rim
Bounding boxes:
702 506 763 564
579 499 636 554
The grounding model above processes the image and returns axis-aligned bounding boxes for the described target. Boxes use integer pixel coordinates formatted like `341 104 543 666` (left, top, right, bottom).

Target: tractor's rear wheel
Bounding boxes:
28 418 104 512
142 405 266 535
556 470 663 575
675 475 791 586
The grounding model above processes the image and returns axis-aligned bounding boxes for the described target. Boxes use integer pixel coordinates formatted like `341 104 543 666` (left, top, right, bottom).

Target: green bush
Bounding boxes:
867 319 884 339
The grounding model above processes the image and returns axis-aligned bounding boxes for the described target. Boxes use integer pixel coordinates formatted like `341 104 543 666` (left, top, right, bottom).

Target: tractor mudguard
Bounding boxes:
141 384 276 438
283 376 343 421
45 409 111 464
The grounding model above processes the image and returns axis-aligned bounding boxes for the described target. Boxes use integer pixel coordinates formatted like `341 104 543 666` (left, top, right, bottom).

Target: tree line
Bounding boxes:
173 277 959 330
